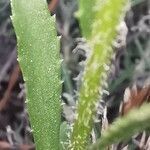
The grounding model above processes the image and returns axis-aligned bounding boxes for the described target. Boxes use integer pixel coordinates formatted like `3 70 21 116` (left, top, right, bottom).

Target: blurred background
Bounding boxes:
0 0 150 149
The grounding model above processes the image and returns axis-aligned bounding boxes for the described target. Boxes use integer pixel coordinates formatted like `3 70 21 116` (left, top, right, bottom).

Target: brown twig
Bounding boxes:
120 85 150 115
19 144 35 150
0 64 20 111
0 141 35 150
0 49 16 83
48 0 59 12
0 141 11 150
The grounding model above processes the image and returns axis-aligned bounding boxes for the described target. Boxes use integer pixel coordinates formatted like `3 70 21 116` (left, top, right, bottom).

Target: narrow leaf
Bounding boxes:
89 103 150 150
11 0 61 149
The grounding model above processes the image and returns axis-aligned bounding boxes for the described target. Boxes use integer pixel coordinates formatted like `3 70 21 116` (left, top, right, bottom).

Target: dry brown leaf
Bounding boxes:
120 84 150 115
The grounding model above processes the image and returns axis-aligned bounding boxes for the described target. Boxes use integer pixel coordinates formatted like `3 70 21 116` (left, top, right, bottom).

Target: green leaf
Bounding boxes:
76 0 96 39
88 103 150 150
10 0 61 149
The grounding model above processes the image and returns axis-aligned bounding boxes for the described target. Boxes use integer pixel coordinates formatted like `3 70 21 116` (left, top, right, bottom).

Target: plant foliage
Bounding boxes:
10 0 61 149
89 103 150 150
71 0 129 149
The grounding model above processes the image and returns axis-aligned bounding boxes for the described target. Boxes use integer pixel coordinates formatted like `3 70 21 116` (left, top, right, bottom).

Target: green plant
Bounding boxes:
11 0 61 149
10 0 150 150
71 0 129 149
89 103 150 150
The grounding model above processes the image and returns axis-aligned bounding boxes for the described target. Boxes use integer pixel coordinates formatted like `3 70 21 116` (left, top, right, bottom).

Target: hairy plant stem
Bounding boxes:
71 0 129 149
88 103 150 150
